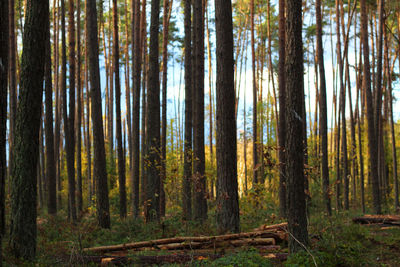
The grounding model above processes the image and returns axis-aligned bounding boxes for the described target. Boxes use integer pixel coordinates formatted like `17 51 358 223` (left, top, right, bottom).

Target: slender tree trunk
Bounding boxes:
132 0 142 218
62 0 77 222
215 0 239 234
45 5 56 214
76 0 83 214
54 0 62 208
8 0 17 189
9 0 47 259
0 0 9 247
336 0 348 210
250 0 258 185
86 0 111 228
193 0 207 221
316 0 331 216
161 0 172 218
360 0 381 214
114 0 127 219
183 0 192 221
140 8 147 208
145 0 161 222
278 0 286 217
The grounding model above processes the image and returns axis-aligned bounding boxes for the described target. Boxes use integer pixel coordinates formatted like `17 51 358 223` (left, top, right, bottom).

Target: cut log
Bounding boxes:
83 230 286 254
254 222 288 232
157 238 275 250
353 215 400 226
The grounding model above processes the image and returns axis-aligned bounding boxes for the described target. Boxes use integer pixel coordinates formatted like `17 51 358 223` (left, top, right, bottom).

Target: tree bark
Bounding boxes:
86 0 111 228
9 0 47 259
132 0 142 218
250 0 258 185
193 0 207 221
161 0 172 218
45 2 56 215
183 0 192 221
316 0 331 216
114 0 126 219
215 0 240 234
360 0 381 214
285 0 309 253
0 0 9 252
76 0 83 214
278 0 286 218
145 0 161 222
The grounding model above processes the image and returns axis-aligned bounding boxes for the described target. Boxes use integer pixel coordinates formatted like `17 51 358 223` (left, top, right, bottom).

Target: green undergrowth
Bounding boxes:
3 204 400 266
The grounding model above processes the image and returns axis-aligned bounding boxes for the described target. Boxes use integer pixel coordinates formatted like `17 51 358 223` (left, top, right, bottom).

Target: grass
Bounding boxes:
2 200 400 266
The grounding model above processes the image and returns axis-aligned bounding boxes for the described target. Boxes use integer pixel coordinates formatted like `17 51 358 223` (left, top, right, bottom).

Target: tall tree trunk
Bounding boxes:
76 0 83 214
145 0 161 222
193 0 207 221
140 7 147 208
278 0 286 218
161 0 172 218
8 0 17 189
45 4 56 215
285 0 308 253
336 0 348 210
0 0 9 249
375 0 385 202
132 0 142 218
388 52 399 210
86 0 111 228
9 0 47 259
316 0 331 216
215 0 239 234
360 0 381 214
250 0 258 185
124 0 132 199
54 0 62 208
183 0 192 221
63 0 77 222
114 0 127 219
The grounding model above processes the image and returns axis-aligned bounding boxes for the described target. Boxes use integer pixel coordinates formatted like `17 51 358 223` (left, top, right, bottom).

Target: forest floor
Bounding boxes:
2 204 400 266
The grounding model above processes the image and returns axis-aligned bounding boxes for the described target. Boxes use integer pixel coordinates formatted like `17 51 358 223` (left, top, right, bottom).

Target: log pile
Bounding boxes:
83 223 288 254
352 215 400 227
80 222 288 265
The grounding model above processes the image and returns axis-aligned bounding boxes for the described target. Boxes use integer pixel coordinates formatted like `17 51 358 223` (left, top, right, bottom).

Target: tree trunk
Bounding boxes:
193 0 207 221
250 0 258 185
132 0 142 218
76 0 83 214
285 0 309 253
161 0 172 218
45 5 56 214
9 0 47 259
360 0 381 214
8 0 17 190
316 0 331 216
215 0 240 234
86 0 110 228
0 0 9 250
63 0 77 222
145 0 161 222
114 0 126 219
278 0 286 218
183 0 192 221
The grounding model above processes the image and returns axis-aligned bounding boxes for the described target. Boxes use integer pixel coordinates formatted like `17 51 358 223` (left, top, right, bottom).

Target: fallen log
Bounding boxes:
157 238 276 250
353 215 400 226
254 222 288 232
83 230 286 254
